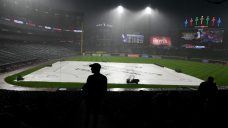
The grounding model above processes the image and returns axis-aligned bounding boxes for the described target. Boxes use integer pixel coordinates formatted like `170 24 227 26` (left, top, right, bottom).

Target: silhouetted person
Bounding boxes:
198 76 218 103
82 63 107 128
198 76 218 128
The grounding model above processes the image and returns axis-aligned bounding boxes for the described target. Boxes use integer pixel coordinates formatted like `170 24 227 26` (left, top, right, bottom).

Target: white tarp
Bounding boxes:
23 61 203 86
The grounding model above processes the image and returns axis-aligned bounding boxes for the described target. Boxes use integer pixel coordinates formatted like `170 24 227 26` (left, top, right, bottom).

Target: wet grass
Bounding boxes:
5 56 228 88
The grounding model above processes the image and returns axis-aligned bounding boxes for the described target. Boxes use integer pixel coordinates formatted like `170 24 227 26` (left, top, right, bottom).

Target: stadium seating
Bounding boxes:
0 39 80 73
0 0 82 69
0 89 227 128
0 39 80 66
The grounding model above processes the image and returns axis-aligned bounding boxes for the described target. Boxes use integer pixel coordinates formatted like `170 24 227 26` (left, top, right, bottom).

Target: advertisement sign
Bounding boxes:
150 36 171 47
128 54 140 58
183 16 222 28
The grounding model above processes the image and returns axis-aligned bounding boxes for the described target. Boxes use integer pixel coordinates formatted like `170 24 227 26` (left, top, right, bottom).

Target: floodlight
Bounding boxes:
145 6 152 14
117 5 124 14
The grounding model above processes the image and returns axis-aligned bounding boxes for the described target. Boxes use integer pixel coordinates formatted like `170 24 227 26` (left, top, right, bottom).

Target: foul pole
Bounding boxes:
80 23 84 55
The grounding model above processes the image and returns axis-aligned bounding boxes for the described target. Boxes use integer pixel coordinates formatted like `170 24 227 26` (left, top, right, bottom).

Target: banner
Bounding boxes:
128 54 140 58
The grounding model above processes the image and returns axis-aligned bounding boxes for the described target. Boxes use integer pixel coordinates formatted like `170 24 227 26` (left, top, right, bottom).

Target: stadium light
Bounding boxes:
117 5 124 14
145 6 152 15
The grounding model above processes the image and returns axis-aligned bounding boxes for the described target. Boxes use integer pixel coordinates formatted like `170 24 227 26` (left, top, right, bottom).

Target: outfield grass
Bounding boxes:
5 56 228 88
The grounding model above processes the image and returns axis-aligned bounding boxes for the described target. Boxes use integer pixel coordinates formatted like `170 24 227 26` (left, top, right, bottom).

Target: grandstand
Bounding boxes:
0 39 79 65
0 0 83 72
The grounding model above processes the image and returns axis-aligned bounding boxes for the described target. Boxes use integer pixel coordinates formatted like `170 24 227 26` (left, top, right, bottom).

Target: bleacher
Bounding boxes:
0 39 80 73
0 39 79 66
0 0 83 69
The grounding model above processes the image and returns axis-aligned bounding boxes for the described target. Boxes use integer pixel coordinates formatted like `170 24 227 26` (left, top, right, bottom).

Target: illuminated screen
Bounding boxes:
150 36 171 47
181 28 224 43
121 34 144 43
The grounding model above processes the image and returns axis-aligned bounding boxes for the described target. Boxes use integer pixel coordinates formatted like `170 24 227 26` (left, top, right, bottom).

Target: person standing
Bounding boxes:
198 76 218 128
198 76 218 102
82 63 107 128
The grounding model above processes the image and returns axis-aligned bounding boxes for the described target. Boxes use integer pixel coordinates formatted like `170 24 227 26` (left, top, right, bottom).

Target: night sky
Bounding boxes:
45 0 228 25
48 0 228 12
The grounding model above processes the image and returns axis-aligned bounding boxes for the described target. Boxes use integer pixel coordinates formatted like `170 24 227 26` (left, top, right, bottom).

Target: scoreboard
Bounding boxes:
122 34 144 43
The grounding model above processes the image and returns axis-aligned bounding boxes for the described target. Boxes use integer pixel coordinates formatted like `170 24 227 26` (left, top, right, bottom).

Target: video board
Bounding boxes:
181 28 224 43
121 34 144 43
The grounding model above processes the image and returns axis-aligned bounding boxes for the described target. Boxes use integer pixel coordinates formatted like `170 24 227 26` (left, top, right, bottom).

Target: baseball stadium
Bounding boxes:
0 0 228 128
